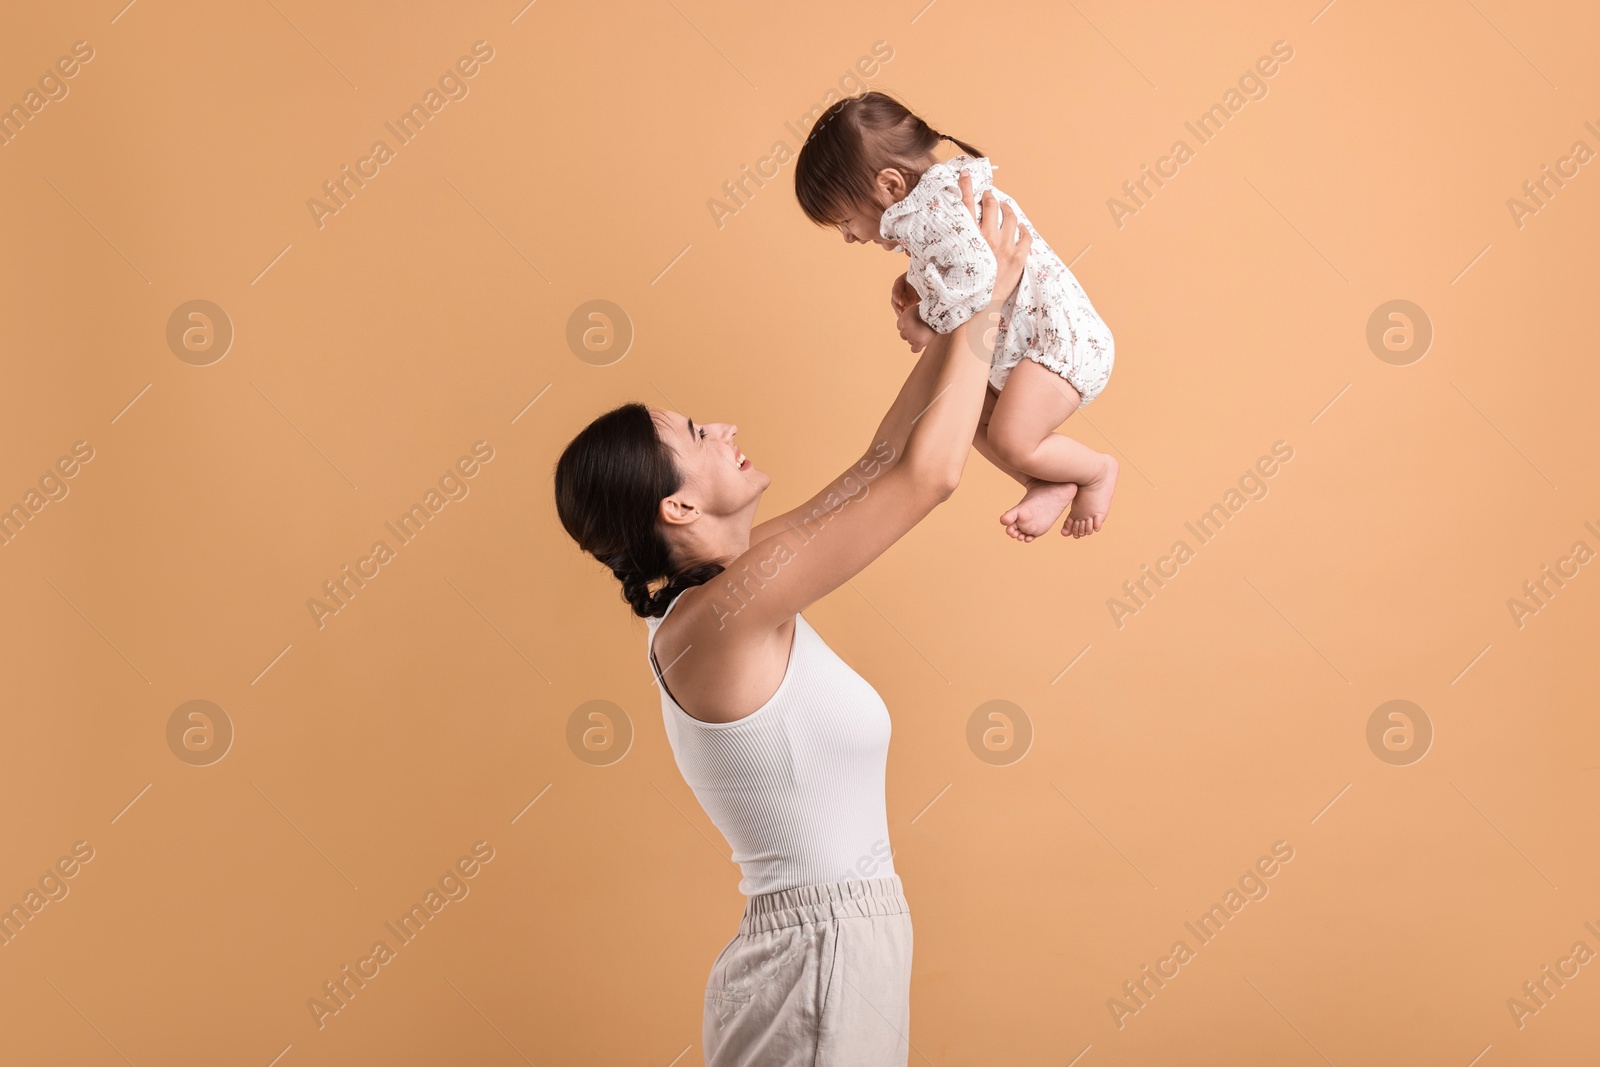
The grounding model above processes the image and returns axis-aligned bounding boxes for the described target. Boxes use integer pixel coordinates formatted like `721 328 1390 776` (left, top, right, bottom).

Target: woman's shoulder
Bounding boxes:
653 582 798 654
651 583 804 723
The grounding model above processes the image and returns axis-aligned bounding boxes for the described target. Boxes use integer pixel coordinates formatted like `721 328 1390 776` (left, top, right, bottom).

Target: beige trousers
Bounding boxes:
702 875 913 1066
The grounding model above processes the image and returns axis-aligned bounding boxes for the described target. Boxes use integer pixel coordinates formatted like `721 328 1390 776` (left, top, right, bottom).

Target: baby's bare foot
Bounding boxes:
1064 454 1119 538
1000 481 1079 542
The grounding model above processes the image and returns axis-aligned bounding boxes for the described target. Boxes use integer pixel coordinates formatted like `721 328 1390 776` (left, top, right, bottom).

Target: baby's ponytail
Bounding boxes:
930 129 984 161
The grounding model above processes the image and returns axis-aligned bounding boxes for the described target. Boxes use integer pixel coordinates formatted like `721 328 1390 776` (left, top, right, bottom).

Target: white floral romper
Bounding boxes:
879 154 1115 405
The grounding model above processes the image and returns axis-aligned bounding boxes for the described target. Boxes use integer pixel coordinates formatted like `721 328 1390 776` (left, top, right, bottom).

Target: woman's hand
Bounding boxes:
957 171 1031 302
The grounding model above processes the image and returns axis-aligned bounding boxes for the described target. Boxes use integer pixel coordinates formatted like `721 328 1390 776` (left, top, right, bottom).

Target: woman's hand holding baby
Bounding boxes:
889 172 1031 355
964 171 1031 308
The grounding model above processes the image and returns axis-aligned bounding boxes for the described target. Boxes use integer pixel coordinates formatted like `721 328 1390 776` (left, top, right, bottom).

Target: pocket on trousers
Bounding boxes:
814 920 846 1023
704 986 754 1036
704 934 754 1024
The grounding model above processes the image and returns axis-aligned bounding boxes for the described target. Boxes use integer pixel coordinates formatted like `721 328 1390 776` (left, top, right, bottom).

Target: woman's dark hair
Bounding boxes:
794 90 983 227
554 402 725 618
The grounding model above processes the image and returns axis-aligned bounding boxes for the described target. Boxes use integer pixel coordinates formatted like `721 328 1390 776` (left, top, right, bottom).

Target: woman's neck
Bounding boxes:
672 510 755 576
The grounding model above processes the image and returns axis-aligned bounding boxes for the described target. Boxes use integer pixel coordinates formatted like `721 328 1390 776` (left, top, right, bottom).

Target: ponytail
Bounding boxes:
555 402 727 620
609 555 725 619
932 129 984 160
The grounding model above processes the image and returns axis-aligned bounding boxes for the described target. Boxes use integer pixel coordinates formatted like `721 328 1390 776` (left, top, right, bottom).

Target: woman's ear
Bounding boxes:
660 497 700 527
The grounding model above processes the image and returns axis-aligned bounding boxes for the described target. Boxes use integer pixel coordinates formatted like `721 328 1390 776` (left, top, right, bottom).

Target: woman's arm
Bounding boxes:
747 173 1004 547
745 335 947 549
705 187 1032 637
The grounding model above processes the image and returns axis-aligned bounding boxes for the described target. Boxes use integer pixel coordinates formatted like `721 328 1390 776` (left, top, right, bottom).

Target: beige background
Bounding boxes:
3 0 1598 1064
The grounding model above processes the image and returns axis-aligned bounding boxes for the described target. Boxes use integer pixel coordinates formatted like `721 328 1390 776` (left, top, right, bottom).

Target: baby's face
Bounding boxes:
835 199 900 251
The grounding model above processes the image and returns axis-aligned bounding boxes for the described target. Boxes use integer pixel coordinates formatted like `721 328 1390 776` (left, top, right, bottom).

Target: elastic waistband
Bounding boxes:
738 874 909 935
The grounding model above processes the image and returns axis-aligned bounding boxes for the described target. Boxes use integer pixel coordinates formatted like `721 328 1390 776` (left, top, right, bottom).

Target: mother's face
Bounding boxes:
651 407 769 517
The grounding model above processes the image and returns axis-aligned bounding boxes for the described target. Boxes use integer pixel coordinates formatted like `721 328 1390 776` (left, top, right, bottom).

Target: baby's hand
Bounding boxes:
895 301 937 354
890 272 917 317
890 271 935 352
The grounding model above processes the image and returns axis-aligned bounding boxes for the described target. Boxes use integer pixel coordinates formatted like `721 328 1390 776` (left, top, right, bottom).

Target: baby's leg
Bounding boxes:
973 385 1079 543
972 386 1025 485
986 358 1119 539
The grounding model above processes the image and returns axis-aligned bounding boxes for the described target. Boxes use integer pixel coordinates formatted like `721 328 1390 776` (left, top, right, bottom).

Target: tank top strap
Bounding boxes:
646 590 689 695
648 595 813 713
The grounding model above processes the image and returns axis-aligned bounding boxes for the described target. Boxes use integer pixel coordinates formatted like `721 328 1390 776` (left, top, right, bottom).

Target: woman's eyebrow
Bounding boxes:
687 417 696 440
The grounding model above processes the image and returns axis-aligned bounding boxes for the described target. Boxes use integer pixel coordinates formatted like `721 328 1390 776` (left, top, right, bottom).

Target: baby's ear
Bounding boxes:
876 166 908 201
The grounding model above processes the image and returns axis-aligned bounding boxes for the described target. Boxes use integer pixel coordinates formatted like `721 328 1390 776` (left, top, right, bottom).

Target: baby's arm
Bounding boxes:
883 179 999 335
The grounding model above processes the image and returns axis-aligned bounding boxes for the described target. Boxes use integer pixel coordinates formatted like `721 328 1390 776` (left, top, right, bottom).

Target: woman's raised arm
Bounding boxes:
701 181 1032 637
748 176 1024 547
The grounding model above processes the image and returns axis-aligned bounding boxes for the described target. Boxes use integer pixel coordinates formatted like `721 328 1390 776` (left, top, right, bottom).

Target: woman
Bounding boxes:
554 176 1031 1065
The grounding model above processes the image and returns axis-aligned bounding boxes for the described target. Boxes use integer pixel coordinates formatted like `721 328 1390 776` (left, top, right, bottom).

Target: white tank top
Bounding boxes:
646 591 897 897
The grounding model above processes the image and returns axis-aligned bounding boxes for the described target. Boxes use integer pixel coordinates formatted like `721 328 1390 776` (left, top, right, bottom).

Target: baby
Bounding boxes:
794 91 1118 541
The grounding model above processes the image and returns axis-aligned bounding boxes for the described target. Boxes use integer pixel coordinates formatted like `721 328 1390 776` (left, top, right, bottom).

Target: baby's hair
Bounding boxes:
794 90 982 227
